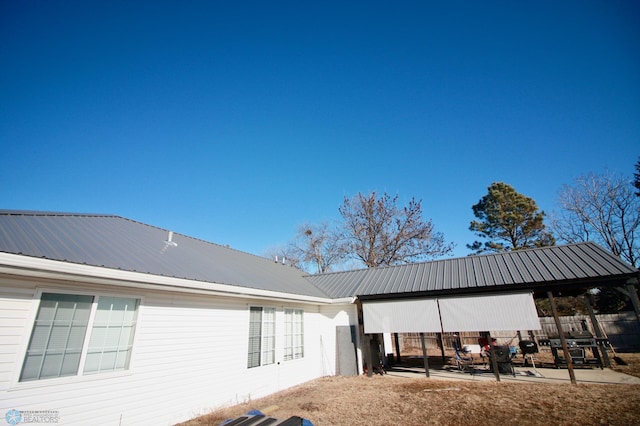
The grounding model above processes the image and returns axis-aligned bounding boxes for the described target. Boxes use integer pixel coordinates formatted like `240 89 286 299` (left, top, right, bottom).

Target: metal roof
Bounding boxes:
306 242 638 299
0 210 329 298
1 210 636 301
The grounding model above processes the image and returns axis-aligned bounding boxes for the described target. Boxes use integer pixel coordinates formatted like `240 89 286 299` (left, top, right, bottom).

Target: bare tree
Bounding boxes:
339 192 454 267
288 222 347 274
551 171 640 267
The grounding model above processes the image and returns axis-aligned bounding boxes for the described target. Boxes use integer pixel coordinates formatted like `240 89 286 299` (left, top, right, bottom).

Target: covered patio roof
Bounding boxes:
309 242 638 383
306 242 638 300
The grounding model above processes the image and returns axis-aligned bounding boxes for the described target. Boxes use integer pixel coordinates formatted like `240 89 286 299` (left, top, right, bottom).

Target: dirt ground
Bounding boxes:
179 353 640 426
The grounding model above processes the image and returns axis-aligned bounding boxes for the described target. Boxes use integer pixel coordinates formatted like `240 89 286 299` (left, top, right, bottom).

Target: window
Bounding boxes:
84 297 139 374
20 293 140 382
284 309 304 361
247 307 275 368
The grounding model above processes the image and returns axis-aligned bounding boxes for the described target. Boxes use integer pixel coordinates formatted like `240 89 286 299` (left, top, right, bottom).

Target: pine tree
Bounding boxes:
469 182 554 253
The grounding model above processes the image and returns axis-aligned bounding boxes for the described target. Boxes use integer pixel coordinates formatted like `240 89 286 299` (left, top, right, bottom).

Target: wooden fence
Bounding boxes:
396 312 640 354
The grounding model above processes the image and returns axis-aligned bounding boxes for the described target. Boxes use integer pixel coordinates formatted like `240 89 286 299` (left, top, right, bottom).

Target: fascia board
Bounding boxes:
0 252 336 305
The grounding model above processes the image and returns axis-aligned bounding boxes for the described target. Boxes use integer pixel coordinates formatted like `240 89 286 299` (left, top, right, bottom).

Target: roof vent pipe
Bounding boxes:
165 231 178 247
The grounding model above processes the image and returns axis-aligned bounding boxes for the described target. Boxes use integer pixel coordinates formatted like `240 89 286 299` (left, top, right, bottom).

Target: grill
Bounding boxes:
547 331 596 348
539 331 605 368
518 340 538 355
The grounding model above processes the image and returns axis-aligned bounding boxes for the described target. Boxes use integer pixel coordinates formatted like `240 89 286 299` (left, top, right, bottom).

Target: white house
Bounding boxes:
0 210 637 425
0 211 358 425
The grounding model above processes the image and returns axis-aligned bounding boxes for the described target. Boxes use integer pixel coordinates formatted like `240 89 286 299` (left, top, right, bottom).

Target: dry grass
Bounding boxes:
179 353 640 426
609 353 640 378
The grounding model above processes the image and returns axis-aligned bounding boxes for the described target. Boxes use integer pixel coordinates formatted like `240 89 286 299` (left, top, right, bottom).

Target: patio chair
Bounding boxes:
453 342 474 373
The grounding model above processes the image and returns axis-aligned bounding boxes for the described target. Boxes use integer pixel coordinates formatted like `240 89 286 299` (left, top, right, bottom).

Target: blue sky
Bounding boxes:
2 1 639 260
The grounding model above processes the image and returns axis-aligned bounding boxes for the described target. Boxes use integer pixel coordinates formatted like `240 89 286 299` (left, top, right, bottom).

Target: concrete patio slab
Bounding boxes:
386 365 640 385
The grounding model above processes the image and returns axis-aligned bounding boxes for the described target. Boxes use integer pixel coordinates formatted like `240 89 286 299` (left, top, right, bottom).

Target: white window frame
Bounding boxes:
284 308 304 361
19 290 141 383
247 306 276 368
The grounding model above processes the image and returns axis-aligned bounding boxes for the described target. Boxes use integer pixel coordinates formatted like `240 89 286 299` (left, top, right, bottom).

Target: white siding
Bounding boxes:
318 303 360 376
0 276 340 425
0 282 34 389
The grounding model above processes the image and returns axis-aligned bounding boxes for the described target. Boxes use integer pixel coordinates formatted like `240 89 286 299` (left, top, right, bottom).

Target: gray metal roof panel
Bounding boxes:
0 210 328 298
306 242 638 299
4 211 635 301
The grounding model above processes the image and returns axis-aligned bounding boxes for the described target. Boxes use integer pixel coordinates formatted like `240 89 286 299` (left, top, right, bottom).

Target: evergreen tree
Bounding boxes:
469 182 555 253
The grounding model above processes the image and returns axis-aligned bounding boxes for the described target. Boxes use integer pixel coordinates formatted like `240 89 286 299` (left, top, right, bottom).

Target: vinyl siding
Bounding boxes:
318 303 360 376
0 275 337 426
0 281 34 389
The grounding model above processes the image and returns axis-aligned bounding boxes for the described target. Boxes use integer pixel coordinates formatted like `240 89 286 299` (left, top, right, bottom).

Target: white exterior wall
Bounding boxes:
318 303 361 375
0 274 352 425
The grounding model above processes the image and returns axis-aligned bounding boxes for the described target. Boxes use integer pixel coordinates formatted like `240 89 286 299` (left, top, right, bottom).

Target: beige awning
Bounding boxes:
363 298 441 333
438 292 541 332
362 292 540 333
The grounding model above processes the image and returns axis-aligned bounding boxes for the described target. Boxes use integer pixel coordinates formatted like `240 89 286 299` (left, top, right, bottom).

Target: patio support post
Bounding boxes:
582 293 611 367
437 333 446 362
420 332 430 378
356 300 373 377
626 279 640 326
612 278 640 326
364 334 373 377
394 333 402 363
548 291 577 385
487 331 500 382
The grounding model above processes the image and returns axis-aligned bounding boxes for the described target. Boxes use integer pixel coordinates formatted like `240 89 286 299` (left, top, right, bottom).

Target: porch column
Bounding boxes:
364 334 373 377
626 279 640 326
437 333 446 362
548 291 577 385
612 278 640 326
582 293 611 367
420 332 430 378
487 331 500 382
394 333 402 363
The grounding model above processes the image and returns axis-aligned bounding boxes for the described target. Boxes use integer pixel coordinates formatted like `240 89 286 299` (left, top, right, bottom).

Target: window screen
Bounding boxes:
262 308 275 365
247 307 275 368
247 307 262 368
284 309 304 361
20 293 141 382
84 297 139 374
21 293 94 381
